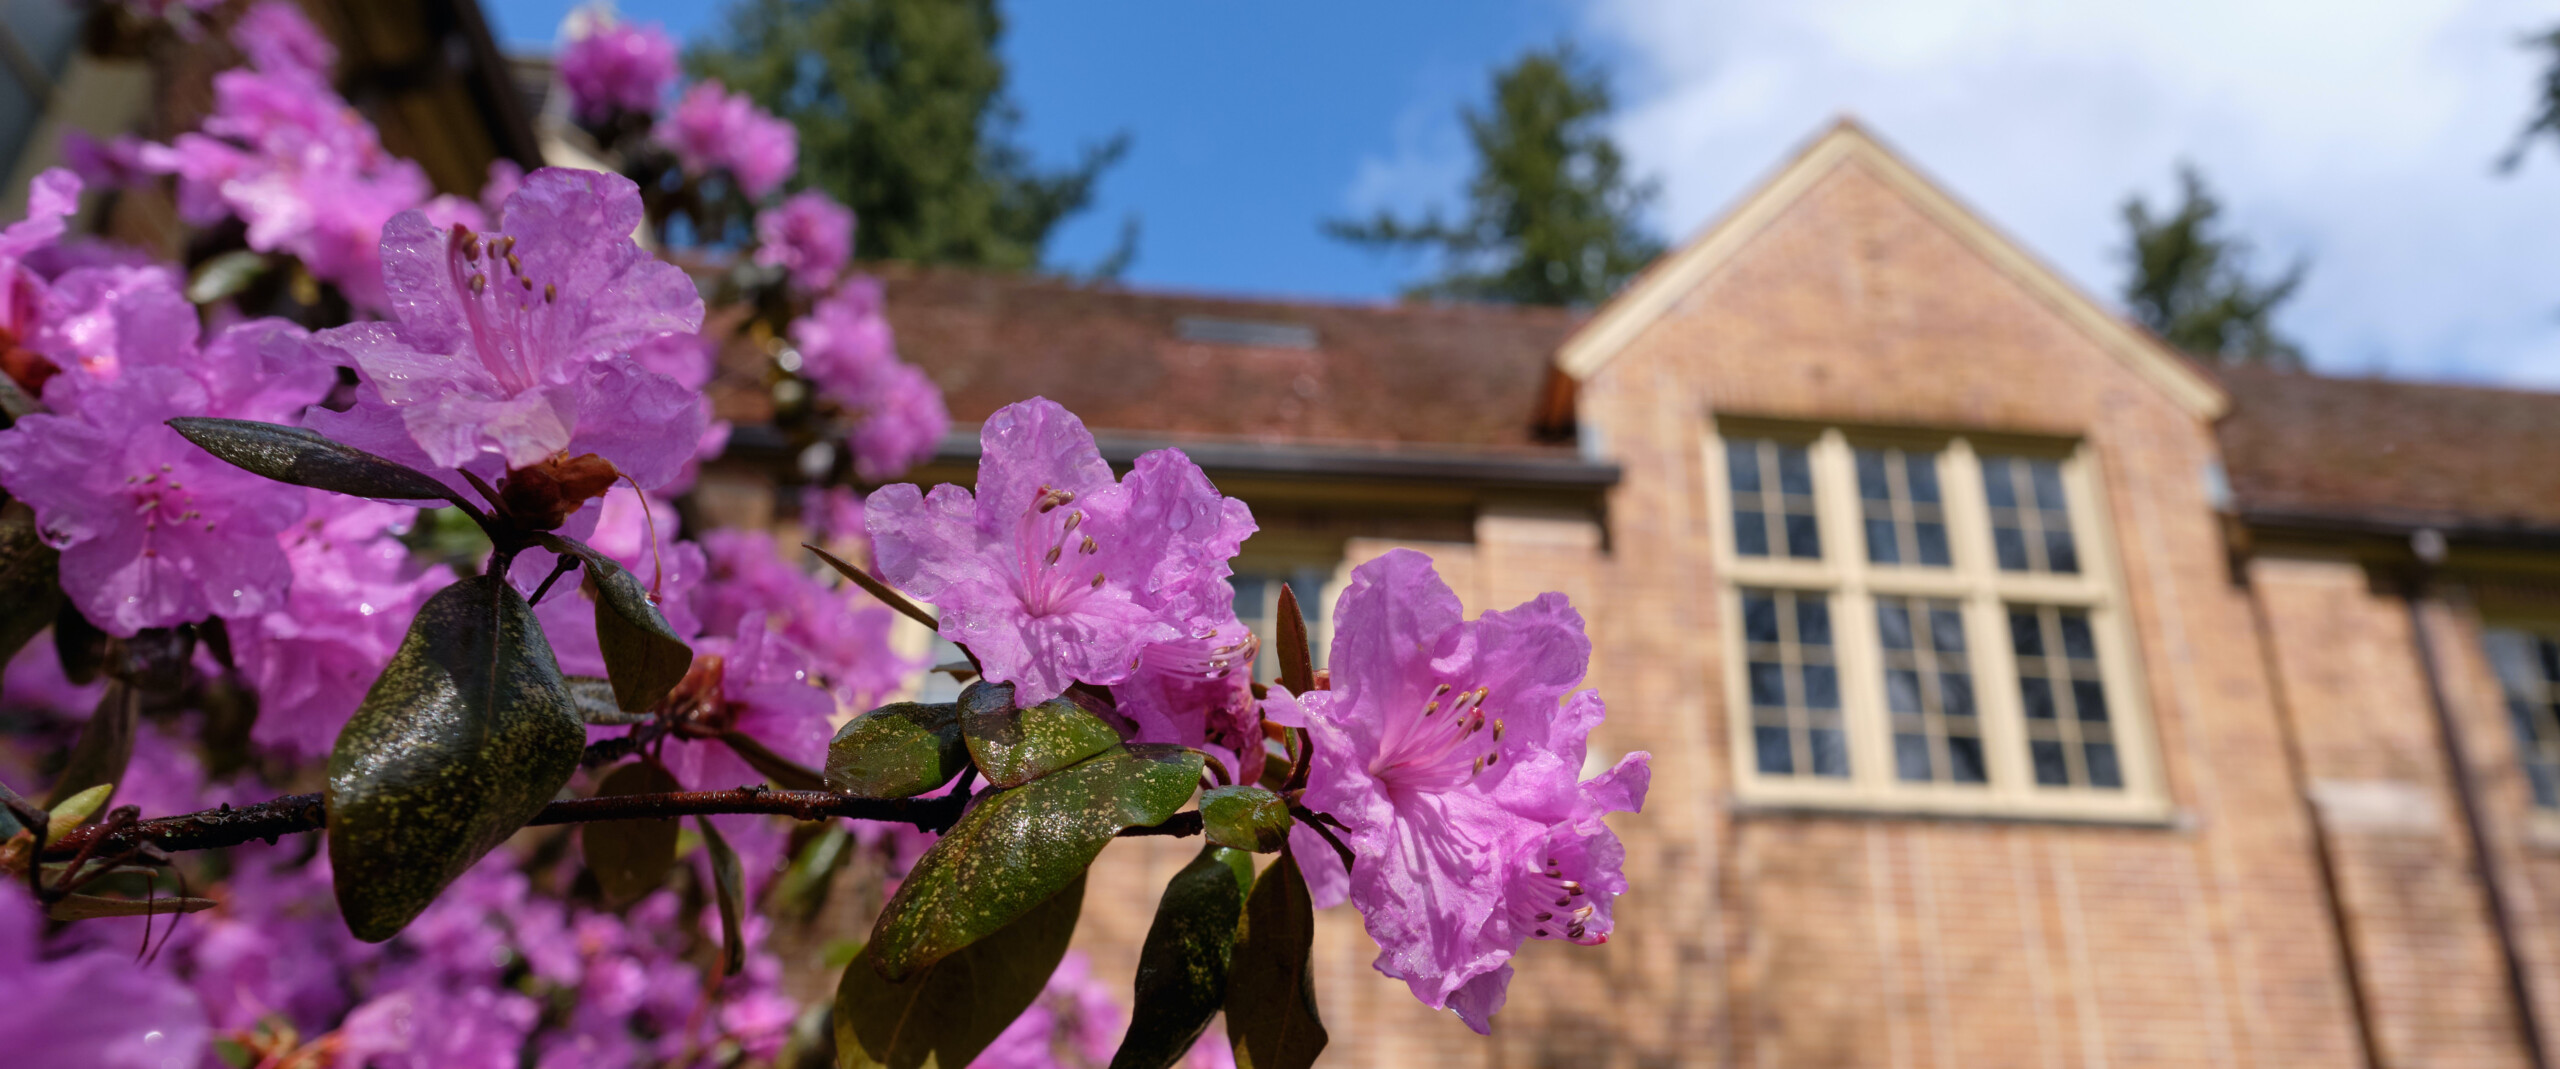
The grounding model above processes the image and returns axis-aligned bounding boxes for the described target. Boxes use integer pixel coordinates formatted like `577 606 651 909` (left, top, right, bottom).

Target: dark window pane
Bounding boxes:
2021 677 2057 719
2084 743 2123 789
2010 611 2045 656
1777 447 1813 494
2031 740 2070 785
1940 673 1975 716
1742 593 1779 643
1895 734 1934 782
2535 764 2560 809
1915 523 1952 566
1877 603 1914 650
1865 519 1900 564
1727 443 1763 493
1748 663 1788 707
2072 680 2111 722
1885 669 1923 713
1232 576 1267 620
1994 527 2030 571
1797 598 1832 647
1785 513 1822 559
2541 637 2560 682
1734 511 1769 557
1754 727 1794 774
1982 458 2018 508
1802 664 1840 709
1856 450 1890 500
1906 458 1942 503
2029 460 2066 509
2059 613 2097 659
2511 699 2541 743
1810 729 1851 777
1929 607 1966 652
2045 527 2080 574
1947 735 1987 783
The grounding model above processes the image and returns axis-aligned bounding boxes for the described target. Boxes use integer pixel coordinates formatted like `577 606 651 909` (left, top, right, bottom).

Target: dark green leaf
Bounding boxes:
872 743 1203 980
1111 846 1255 1069
960 680 1122 789
185 249 269 305
1274 584 1314 697
0 371 34 425
167 417 457 503
720 730 826 791
565 676 650 725
1199 786 1293 854
699 814 746 977
1226 850 1327 1069
824 701 965 798
326 575 584 942
45 681 136 809
583 760 681 908
0 503 61 680
834 875 1085 1069
536 534 691 713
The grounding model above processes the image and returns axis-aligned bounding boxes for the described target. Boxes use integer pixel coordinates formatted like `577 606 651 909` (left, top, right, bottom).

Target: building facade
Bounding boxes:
741 121 2560 1068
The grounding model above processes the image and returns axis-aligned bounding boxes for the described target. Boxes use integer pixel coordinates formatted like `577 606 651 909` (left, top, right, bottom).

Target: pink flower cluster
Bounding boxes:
137 2 433 311
663 81 798 200
791 276 950 480
754 189 855 291
559 18 679 124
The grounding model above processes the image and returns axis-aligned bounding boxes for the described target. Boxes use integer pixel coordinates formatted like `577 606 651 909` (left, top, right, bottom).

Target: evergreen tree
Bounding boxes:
2120 166 2306 368
2502 25 2560 171
1327 42 1662 306
688 0 1131 273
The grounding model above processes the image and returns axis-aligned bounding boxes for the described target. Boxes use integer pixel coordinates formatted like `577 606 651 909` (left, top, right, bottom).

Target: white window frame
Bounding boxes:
1707 420 2169 822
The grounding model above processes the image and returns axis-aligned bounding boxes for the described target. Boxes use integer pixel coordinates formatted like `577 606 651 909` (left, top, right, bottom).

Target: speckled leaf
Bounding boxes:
565 676 650 725
1200 786 1293 854
825 701 966 798
0 502 61 680
960 680 1123 789
834 876 1085 1069
167 417 456 503
1111 846 1255 1069
871 743 1204 980
326 575 583 942
45 681 135 809
1226 850 1326 1069
699 814 746 976
538 535 691 713
583 761 680 908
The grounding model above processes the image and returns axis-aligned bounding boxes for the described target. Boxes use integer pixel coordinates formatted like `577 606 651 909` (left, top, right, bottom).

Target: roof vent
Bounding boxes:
1175 316 1318 350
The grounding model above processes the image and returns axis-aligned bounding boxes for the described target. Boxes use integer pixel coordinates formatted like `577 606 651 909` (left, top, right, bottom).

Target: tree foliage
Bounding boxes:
2119 165 2307 369
1327 42 1662 307
687 0 1132 273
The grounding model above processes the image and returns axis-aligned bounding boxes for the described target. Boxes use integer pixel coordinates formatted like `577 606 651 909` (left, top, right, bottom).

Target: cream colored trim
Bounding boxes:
1707 418 2172 823
1562 119 2227 421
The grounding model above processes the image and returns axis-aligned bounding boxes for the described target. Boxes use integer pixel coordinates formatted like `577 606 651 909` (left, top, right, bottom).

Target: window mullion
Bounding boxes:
1813 431 1886 792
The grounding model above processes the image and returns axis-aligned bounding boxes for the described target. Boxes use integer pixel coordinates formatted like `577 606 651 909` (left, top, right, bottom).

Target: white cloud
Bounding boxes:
1584 0 2560 386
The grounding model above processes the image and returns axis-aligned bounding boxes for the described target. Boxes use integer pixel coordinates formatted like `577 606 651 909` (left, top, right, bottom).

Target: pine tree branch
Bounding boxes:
40 787 1207 859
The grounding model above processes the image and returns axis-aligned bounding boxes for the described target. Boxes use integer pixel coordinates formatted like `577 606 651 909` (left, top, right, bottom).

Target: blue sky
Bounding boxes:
495 1 2560 387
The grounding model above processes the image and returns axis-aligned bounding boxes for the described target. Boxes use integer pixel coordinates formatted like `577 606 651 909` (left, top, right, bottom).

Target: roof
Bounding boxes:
2217 366 2560 538
867 264 1586 455
1558 117 2227 421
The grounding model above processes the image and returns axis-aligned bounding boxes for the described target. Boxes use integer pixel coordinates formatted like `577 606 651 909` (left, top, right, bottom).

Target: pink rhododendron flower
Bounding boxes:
847 357 951 480
790 277 949 478
233 0 335 76
522 485 708 678
61 132 152 191
479 158 524 218
0 168 79 394
1285 548 1649 1034
559 18 677 123
305 167 707 490
232 491 451 759
663 80 797 199
867 398 1248 704
695 527 912 706
754 188 854 291
1108 451 1261 778
0 270 330 633
0 881 210 1069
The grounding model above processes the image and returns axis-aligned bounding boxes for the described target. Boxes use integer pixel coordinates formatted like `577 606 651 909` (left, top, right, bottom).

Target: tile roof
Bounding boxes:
2216 366 2560 536
863 264 1586 455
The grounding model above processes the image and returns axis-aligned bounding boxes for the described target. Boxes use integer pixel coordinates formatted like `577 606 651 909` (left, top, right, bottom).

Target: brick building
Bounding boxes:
706 120 2560 1067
